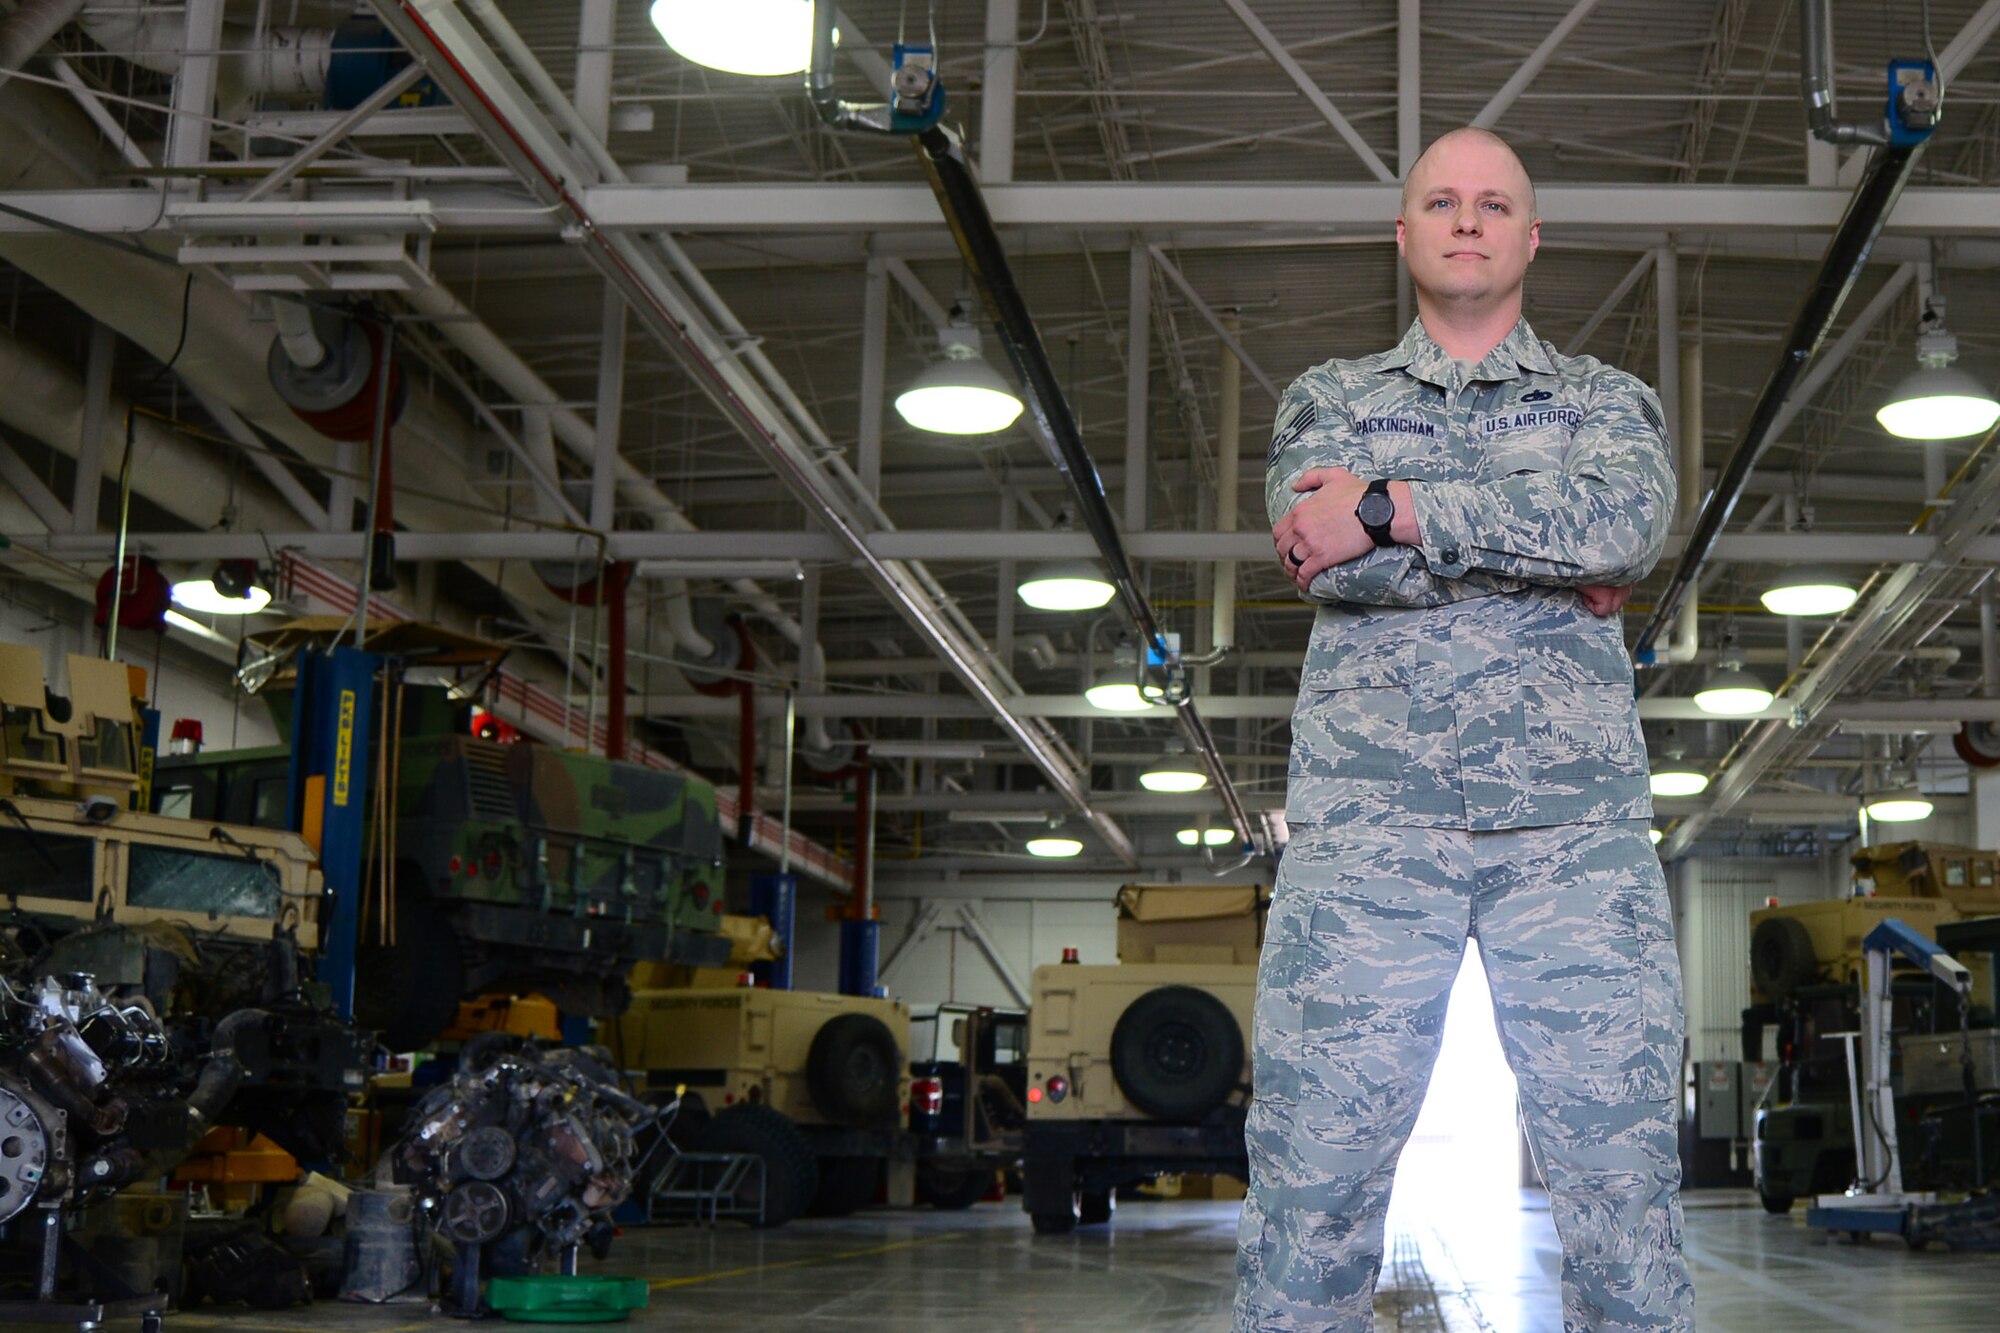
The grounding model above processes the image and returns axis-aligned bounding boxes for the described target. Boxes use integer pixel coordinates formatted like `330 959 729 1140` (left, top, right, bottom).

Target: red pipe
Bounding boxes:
603 560 631 760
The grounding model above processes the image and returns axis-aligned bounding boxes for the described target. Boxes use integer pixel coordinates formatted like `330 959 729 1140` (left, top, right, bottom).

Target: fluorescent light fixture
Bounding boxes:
895 315 1025 436
1650 766 1709 798
1025 836 1082 858
162 609 232 645
1864 788 1933 823
1876 363 2000 440
1085 671 1152 713
1760 567 1858 617
1139 755 1208 793
1177 827 1236 847
1649 827 1664 846
170 579 271 616
1018 561 1115 612
864 740 988 760
649 0 816 76
1694 663 1774 716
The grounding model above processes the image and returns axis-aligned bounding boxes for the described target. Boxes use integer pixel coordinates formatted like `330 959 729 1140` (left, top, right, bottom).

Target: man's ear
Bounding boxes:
1395 215 1406 258
1527 217 1541 263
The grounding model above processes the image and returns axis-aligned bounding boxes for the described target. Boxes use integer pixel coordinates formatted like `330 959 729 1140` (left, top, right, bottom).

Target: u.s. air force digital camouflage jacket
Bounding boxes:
1269 317 1675 831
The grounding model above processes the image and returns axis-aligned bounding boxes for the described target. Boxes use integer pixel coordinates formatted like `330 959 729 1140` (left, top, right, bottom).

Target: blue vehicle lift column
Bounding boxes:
286 647 377 1021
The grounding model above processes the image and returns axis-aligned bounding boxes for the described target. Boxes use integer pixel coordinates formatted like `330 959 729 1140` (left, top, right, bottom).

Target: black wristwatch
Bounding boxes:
1355 479 1396 548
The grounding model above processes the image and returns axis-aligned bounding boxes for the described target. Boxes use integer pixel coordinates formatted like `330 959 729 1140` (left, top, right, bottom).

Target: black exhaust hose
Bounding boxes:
914 127 1255 848
1634 142 1925 659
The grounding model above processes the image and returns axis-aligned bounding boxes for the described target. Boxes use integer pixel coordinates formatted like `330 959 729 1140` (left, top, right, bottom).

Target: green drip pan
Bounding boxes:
487 1275 650 1323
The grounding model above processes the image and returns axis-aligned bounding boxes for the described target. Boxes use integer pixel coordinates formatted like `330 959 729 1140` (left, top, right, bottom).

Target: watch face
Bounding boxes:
1357 491 1395 527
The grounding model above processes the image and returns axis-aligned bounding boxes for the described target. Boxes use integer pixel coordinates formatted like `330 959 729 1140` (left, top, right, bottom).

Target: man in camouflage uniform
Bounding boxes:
1233 127 1694 1331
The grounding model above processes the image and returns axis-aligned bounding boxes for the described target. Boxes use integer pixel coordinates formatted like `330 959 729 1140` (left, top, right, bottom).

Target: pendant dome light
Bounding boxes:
1177 827 1236 847
1864 786 1933 823
1026 836 1083 858
1139 754 1208 793
649 0 817 77
1085 669 1152 713
1760 565 1859 617
1876 294 2000 441
1017 560 1115 611
1694 646 1774 717
895 308 1025 437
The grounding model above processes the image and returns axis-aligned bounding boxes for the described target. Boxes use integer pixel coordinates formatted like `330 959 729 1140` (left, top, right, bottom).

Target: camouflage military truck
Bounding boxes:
1019 885 1264 1235
156 691 730 1051
613 986 912 1227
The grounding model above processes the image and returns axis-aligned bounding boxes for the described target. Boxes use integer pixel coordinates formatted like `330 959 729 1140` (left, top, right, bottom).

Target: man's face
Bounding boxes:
1396 135 1540 309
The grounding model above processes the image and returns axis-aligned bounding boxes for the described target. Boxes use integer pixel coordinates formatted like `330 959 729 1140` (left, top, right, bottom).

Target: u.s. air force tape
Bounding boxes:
1268 401 1317 465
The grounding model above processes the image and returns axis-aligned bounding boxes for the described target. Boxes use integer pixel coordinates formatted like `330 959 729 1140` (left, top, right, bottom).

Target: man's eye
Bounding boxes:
1430 198 1453 209
1483 201 1507 213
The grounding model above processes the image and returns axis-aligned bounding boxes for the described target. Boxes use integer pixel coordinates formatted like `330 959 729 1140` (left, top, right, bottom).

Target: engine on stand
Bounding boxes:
395 1042 657 1318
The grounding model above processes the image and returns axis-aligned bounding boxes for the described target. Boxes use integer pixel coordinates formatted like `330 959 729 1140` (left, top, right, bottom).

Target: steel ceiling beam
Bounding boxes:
1470 0 1605 130
1219 0 1396 182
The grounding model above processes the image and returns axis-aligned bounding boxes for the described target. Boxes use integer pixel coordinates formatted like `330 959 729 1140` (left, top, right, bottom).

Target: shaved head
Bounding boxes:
1400 127 1537 220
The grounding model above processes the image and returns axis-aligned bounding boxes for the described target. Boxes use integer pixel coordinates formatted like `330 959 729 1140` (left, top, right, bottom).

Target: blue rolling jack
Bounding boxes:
1806 918 1973 1240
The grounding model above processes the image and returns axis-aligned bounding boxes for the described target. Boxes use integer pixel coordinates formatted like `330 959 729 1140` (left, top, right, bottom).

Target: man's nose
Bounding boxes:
1454 207 1481 234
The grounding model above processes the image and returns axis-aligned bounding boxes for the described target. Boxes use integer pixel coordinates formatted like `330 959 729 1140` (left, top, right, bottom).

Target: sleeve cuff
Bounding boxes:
1404 481 1473 578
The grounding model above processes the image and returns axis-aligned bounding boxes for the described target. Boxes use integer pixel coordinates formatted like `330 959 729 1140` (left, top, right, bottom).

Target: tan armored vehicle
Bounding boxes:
613 984 911 1226
1020 884 1263 1235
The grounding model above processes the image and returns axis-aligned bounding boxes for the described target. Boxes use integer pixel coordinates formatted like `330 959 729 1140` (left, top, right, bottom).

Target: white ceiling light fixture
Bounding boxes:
170 561 271 616
1649 827 1665 846
1017 560 1115 612
649 0 817 77
1650 758 1709 798
1139 754 1208 793
1760 566 1859 617
1177 827 1236 847
1864 786 1933 823
1085 669 1153 713
894 308 1025 437
1025 836 1083 858
1694 648 1775 717
1876 294 2000 440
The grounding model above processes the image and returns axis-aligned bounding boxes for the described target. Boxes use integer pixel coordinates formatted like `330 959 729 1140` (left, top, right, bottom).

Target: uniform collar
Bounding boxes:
1378 315 1557 386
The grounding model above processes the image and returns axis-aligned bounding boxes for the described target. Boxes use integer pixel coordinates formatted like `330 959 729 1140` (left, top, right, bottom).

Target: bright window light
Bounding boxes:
1026 836 1082 858
1018 563 1115 611
1140 757 1208 793
1085 675 1152 713
649 0 816 77
170 579 271 615
1760 574 1858 617
1176 827 1236 847
1650 767 1709 798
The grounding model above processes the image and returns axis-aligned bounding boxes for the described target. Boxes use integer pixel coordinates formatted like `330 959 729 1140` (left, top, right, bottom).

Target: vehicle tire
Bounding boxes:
354 899 464 1052
690 1104 819 1228
1759 1190 1794 1215
1078 1189 1115 1227
1110 986 1243 1121
806 1013 902 1128
918 1163 994 1211
1031 1208 1077 1236
1751 917 1817 1004
809 1156 880 1217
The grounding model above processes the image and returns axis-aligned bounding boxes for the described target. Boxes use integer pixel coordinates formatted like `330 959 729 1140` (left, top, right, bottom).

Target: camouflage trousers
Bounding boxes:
1233 820 1692 1332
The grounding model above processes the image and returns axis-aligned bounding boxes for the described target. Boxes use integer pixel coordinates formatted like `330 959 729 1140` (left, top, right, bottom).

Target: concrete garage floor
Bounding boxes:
155 1190 1998 1333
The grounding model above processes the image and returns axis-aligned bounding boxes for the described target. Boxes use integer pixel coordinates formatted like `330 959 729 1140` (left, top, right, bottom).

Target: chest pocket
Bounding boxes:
1517 633 1646 777
1482 400 1578 479
1290 637 1415 784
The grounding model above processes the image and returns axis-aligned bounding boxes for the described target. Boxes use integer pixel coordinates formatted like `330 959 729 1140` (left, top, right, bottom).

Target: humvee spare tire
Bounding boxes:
806 1013 901 1128
1111 986 1242 1122
1751 916 1817 1003
691 1104 819 1228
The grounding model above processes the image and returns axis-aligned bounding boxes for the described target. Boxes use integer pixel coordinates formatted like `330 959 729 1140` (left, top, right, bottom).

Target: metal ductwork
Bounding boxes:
0 0 87 76
1634 26 1940 662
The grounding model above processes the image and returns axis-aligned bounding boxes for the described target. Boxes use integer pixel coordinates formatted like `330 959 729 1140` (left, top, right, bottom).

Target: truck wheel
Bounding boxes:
1759 1190 1794 1215
1078 1189 1115 1227
1751 917 1816 1003
806 1014 902 1128
354 900 464 1052
918 1164 994 1211
1031 1207 1077 1236
691 1104 819 1228
809 1156 880 1217
1111 986 1243 1121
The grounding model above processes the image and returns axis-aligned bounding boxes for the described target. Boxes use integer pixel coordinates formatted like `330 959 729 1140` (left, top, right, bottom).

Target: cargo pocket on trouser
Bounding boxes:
1518 633 1648 781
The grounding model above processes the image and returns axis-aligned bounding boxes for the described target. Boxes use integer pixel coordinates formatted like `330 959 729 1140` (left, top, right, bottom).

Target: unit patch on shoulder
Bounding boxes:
1268 402 1317 465
1521 389 1553 403
1639 396 1667 437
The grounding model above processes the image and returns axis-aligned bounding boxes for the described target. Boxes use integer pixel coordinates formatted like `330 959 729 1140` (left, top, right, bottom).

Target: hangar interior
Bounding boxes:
2 0 2000 1329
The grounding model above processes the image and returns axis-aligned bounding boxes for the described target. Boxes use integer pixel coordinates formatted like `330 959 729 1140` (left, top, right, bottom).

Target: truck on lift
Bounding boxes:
155 619 730 1050
1019 884 1264 1234
907 1002 1028 1209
